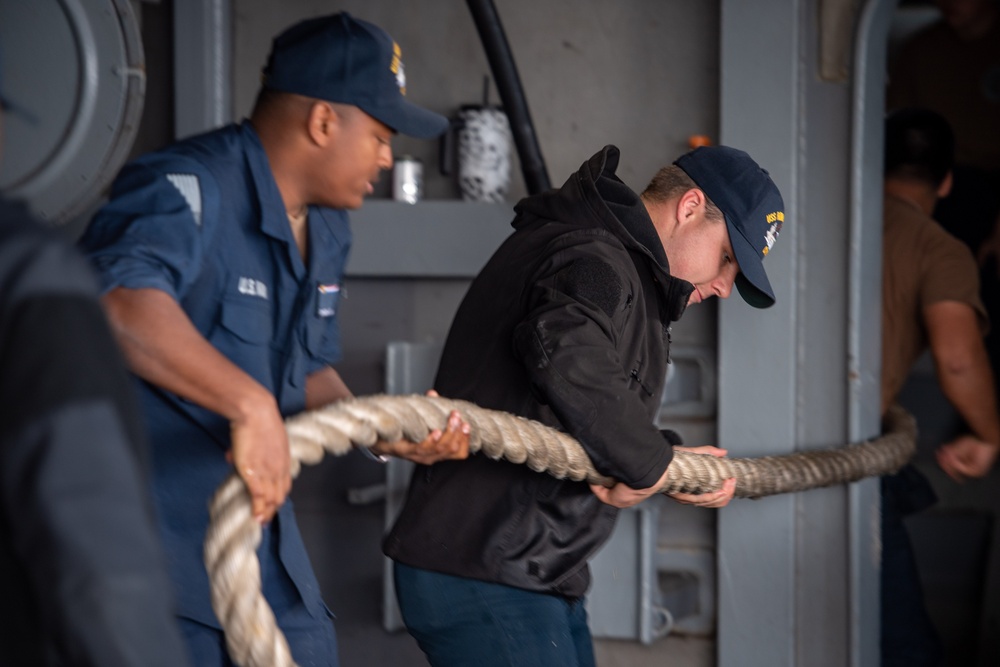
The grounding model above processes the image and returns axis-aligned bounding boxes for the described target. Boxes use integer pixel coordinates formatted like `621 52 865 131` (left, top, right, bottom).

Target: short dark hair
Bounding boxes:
884 107 954 187
250 87 293 116
642 165 724 223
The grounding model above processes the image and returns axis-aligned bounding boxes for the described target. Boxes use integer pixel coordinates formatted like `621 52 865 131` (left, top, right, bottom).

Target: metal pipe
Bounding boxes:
847 1 894 664
465 0 551 194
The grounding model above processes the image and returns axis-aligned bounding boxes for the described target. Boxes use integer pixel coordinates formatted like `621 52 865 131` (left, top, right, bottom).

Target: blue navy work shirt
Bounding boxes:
79 121 351 627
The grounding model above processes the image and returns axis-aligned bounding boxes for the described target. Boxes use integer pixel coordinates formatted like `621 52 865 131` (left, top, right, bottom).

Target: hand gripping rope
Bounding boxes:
204 394 916 667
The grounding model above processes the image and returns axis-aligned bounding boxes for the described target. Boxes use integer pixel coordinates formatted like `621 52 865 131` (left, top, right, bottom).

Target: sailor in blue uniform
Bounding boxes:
79 13 468 666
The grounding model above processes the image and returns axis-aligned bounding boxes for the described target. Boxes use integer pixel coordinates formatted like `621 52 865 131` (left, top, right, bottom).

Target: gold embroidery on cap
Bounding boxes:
390 42 406 94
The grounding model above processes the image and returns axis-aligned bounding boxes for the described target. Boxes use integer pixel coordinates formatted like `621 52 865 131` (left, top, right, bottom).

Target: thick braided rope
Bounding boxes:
204 395 916 667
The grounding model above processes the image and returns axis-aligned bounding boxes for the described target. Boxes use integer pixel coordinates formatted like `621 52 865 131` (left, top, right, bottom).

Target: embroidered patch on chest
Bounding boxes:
237 277 269 300
317 283 340 317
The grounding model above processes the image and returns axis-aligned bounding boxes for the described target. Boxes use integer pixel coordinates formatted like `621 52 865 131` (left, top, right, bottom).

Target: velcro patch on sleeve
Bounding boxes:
563 257 623 318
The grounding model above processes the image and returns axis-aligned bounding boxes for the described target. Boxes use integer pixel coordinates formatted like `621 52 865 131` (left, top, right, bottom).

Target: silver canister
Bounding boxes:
392 155 423 204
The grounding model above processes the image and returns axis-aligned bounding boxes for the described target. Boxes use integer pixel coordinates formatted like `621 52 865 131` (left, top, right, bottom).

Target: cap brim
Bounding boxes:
726 217 775 308
362 97 449 139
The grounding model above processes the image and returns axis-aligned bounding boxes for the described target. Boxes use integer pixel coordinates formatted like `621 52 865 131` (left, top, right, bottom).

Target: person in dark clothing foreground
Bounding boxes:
0 68 191 666
879 107 1000 667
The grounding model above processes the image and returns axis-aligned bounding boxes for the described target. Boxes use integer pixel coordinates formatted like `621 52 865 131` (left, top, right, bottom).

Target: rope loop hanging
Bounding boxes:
204 394 916 667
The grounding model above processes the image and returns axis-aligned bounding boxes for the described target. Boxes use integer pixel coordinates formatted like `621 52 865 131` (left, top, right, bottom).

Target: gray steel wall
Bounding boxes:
717 1 890 665
233 0 721 203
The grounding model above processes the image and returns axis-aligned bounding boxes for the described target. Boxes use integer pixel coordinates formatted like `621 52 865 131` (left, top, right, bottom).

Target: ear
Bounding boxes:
306 101 339 147
675 188 705 227
937 170 953 199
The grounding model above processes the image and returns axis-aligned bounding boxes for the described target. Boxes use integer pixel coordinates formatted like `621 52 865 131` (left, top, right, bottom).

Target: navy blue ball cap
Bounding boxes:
262 13 448 139
674 146 785 308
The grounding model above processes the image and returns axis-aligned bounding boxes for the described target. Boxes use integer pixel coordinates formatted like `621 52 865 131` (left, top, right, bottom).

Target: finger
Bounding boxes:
259 505 277 524
445 423 468 444
443 429 470 459
719 483 736 503
699 493 728 508
935 451 965 483
437 434 461 457
426 389 440 397
250 487 269 523
950 459 978 479
672 483 727 505
704 491 727 505
591 483 620 505
263 478 284 522
274 470 291 502
708 448 728 458
669 492 700 504
253 468 285 513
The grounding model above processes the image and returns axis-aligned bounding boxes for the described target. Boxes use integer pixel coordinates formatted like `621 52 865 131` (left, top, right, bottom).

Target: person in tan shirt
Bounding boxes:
882 109 1000 478
888 0 1000 415
880 106 1000 667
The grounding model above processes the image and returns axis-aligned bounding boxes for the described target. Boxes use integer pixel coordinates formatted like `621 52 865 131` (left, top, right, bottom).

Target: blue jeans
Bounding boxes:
881 470 944 667
394 562 596 667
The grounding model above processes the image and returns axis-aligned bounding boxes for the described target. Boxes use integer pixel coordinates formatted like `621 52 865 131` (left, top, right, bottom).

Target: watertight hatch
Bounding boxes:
0 0 144 226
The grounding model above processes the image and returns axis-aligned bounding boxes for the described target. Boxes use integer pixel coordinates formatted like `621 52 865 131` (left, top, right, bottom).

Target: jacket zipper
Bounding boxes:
630 365 654 396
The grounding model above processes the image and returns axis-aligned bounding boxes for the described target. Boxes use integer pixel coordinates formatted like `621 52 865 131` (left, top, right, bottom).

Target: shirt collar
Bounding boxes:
239 120 293 241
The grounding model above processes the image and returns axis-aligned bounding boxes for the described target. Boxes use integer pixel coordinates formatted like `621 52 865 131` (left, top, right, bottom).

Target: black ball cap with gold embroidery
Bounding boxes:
262 12 448 139
675 146 785 308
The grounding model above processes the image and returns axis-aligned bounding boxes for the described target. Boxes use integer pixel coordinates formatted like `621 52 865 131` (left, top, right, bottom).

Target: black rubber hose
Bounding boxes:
465 0 551 194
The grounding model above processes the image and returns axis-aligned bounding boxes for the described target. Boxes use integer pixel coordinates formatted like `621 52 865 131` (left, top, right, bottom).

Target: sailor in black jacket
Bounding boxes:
385 144 784 667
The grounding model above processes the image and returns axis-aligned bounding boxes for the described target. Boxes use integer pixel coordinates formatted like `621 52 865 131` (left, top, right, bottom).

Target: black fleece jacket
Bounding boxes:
384 146 694 598
0 199 190 666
